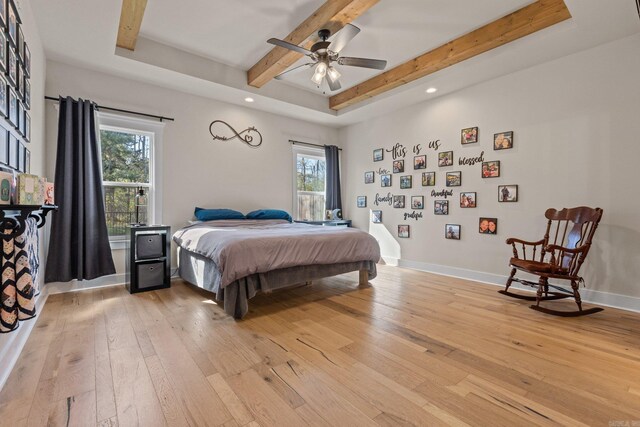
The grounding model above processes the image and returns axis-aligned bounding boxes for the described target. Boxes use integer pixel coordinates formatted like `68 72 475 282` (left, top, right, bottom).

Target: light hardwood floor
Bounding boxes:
1 265 639 426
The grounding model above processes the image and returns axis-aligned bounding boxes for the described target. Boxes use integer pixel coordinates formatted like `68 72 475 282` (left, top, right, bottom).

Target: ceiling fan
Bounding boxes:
267 24 387 91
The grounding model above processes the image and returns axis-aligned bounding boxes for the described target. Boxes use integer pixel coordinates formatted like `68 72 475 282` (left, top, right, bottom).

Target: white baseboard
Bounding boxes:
386 257 640 313
0 292 48 391
45 273 126 295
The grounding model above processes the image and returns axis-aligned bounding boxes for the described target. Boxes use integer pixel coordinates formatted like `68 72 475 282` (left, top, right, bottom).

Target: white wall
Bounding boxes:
44 61 339 273
341 33 640 301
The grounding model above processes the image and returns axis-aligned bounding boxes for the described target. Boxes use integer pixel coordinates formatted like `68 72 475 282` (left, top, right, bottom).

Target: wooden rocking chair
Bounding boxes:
499 206 604 316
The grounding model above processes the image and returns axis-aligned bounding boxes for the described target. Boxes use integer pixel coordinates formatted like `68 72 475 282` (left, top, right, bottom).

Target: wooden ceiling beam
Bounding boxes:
247 0 379 88
116 0 148 51
329 0 571 111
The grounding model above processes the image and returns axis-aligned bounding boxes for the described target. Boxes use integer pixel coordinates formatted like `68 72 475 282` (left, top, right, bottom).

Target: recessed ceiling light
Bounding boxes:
244 97 255 103
425 87 437 94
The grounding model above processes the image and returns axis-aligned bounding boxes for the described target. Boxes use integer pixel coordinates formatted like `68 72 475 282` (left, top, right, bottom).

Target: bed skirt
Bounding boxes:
177 247 377 319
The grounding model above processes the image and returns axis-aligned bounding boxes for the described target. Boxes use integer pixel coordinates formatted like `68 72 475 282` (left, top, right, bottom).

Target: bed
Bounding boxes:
172 219 381 318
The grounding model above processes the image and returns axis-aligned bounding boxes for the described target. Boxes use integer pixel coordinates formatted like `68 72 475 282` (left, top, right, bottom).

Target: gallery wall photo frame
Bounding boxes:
398 225 410 238
0 31 5 74
414 155 426 169
6 0 18 47
400 175 412 189
494 131 513 150
422 171 435 186
23 77 29 109
461 127 478 144
25 146 29 173
356 196 366 207
498 185 518 202
446 171 461 187
434 200 449 215
373 148 383 162
16 24 23 62
0 0 6 30
438 151 453 167
0 124 7 165
411 195 424 210
380 174 391 187
0 74 7 118
8 86 17 127
482 160 501 178
445 224 461 240
460 192 476 208
392 159 404 173
393 195 405 208
23 43 29 77
7 47 16 87
17 139 24 172
23 110 29 141
479 217 498 235
364 171 374 184
8 132 17 169
372 210 382 223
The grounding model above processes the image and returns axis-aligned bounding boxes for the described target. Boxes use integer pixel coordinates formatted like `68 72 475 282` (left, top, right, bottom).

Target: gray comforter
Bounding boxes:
172 219 381 290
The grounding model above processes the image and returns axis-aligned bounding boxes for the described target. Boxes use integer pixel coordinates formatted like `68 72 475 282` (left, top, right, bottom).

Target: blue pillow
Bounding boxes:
246 209 293 222
194 207 245 221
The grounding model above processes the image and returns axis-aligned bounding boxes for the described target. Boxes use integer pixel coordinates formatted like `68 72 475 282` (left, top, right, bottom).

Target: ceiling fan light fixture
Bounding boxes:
311 70 324 85
327 66 341 81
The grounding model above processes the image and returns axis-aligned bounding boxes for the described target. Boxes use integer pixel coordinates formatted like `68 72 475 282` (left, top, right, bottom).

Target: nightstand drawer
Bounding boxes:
137 262 165 289
136 233 164 259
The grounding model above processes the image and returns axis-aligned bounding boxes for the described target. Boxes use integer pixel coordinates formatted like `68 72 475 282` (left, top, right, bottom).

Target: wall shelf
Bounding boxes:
0 205 58 238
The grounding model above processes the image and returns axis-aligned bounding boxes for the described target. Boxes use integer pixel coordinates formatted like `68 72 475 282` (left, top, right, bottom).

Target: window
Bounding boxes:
293 146 326 221
98 113 164 242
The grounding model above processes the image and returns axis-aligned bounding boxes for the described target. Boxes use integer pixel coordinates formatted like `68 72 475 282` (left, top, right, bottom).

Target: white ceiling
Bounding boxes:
31 0 640 127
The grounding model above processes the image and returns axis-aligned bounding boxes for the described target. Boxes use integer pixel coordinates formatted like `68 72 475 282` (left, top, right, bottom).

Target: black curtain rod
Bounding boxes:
290 140 342 151
44 96 175 122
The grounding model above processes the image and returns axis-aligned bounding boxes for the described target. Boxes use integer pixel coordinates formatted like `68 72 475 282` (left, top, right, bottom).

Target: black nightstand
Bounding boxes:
125 225 171 293
295 219 352 227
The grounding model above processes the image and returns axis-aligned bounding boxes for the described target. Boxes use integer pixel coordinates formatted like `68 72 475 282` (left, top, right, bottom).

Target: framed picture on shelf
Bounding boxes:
17 26 24 62
0 75 7 117
23 43 30 77
0 32 6 74
446 171 461 187
438 151 453 167
461 127 478 144
482 160 500 178
422 171 435 186
8 133 17 169
7 48 16 87
445 224 461 240
23 78 29 109
393 195 405 208
371 210 382 224
8 87 17 127
498 185 518 202
494 131 513 150
392 159 404 173
400 175 412 189
0 125 7 165
7 0 17 47
434 200 449 215
414 155 426 169
356 196 366 208
411 195 424 209
380 174 391 187
398 225 410 238
373 148 383 162
364 171 374 184
479 217 498 235
460 192 476 208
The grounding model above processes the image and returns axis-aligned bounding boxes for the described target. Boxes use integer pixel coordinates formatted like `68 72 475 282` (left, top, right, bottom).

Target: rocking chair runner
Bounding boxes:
500 206 604 316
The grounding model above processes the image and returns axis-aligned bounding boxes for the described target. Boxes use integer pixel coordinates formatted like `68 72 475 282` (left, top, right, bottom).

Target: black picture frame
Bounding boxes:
16 63 22 98
372 210 382 224
17 99 24 136
400 175 412 189
23 76 28 109
398 225 410 238
392 159 404 173
0 74 6 118
393 195 405 208
411 195 424 210
17 140 23 172
24 147 29 173
0 0 6 30
414 155 426 169
24 110 29 142
445 224 461 240
16 24 23 63
380 174 391 187
498 185 518 202
446 171 461 187
460 192 477 208
0 32 5 74
438 151 453 167
482 161 501 178
0 124 7 165
421 171 435 186
461 127 478 144
8 132 17 169
6 0 17 47
479 217 498 235
494 131 514 150
434 200 449 215
356 196 366 208
364 171 374 184
373 148 383 162
8 86 16 126
23 42 29 77
7 47 16 87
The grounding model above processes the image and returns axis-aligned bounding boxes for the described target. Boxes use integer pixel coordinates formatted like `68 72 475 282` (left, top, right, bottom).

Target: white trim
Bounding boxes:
45 273 126 295
291 144 326 221
386 257 640 313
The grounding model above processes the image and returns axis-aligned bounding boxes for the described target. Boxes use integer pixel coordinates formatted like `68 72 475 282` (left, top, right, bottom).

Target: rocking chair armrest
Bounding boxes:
545 244 588 254
505 237 545 247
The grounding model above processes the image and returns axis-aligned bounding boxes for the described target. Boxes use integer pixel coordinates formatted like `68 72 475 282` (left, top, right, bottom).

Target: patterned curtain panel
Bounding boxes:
1 218 39 333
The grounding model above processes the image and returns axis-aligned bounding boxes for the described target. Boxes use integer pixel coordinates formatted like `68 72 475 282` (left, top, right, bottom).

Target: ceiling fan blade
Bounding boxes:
274 63 315 80
267 38 312 56
326 73 342 91
328 24 360 53
338 57 387 70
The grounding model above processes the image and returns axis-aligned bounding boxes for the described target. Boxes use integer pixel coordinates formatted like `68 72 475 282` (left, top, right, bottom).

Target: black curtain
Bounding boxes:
45 97 116 283
324 145 342 211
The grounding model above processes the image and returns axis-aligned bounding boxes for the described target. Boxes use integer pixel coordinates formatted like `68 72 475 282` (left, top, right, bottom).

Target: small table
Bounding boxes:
295 219 352 227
